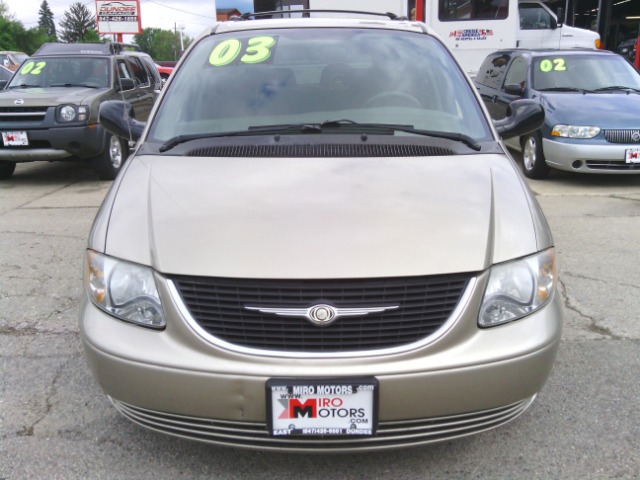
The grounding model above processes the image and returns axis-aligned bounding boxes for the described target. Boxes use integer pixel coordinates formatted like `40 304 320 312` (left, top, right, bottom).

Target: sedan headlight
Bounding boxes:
479 248 556 327
57 105 88 122
85 250 165 328
551 125 600 139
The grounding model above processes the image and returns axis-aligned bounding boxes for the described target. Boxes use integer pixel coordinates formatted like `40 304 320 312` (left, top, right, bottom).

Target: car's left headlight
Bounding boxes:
479 248 556 327
57 105 89 122
85 250 166 329
551 125 600 139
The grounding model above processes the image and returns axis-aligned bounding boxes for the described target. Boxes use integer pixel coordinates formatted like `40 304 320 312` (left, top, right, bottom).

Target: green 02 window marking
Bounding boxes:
20 61 47 75
539 58 567 72
209 36 276 66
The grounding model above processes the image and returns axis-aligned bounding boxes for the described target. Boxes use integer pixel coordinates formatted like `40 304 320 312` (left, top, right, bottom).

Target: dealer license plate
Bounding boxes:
626 148 640 164
267 378 378 436
2 131 28 146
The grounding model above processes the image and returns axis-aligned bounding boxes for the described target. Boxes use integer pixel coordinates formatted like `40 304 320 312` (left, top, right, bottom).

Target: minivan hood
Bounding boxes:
540 92 640 127
99 154 546 279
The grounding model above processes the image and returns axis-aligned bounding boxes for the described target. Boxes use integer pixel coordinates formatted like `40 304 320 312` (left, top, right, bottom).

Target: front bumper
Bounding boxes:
542 138 640 174
0 124 106 162
79 273 563 451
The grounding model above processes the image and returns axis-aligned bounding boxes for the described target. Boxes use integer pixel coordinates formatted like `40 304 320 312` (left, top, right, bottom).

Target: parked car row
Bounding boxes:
474 48 640 178
0 43 175 180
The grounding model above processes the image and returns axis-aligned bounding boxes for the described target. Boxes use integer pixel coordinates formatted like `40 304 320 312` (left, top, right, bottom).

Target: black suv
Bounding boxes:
0 42 161 180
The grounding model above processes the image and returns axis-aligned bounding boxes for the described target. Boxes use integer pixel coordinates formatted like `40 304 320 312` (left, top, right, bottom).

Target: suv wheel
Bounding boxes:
521 131 550 179
92 134 129 180
0 160 16 180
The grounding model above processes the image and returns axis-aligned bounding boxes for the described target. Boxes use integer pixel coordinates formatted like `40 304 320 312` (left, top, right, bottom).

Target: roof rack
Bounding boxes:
236 9 406 21
33 42 141 56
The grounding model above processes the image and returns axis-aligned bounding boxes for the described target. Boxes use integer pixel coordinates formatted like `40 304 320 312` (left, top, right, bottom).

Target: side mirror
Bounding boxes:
99 100 145 142
494 99 544 140
0 80 7 90
504 83 524 96
115 77 135 92
555 7 564 28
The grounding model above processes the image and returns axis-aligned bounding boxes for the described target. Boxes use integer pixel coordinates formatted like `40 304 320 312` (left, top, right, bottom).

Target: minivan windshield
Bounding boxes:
533 54 640 92
148 28 492 143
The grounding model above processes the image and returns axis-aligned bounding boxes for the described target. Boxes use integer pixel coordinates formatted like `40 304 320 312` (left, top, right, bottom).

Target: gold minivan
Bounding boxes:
80 10 560 452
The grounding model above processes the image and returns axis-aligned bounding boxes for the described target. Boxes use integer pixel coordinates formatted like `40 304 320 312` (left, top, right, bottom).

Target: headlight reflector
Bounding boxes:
551 125 600 139
57 105 89 122
479 248 556 327
85 250 165 328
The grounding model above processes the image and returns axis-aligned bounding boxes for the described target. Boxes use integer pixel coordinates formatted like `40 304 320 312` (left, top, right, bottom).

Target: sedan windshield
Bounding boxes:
148 28 492 143
532 54 640 92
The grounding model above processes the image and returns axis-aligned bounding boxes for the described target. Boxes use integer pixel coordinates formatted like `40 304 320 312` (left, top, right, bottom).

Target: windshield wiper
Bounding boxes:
50 83 98 88
592 86 640 93
159 121 482 152
159 123 398 152
537 87 594 93
258 120 482 150
8 84 42 89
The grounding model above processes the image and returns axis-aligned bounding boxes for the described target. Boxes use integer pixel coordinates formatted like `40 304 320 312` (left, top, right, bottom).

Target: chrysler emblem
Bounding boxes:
14 99 24 106
245 303 399 327
632 131 640 142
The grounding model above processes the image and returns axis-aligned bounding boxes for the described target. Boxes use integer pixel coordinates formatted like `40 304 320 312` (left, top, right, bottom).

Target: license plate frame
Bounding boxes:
625 148 640 164
266 377 378 437
2 131 29 147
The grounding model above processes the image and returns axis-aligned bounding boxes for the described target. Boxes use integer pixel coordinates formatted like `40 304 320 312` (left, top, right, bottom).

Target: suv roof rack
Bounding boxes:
33 42 141 56
236 9 406 21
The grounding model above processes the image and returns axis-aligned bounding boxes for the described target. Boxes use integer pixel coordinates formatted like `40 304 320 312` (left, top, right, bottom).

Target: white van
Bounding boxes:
305 0 600 77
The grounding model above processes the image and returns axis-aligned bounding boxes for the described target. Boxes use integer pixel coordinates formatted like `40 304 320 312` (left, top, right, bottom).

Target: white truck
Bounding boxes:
304 0 600 77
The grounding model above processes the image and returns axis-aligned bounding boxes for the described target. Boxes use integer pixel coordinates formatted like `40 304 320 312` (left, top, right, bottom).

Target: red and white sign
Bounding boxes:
96 0 142 35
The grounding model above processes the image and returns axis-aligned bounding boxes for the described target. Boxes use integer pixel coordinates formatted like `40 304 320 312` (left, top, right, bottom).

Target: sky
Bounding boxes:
3 0 254 41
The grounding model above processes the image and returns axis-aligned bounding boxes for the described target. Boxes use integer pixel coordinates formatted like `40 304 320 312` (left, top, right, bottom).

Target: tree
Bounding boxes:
0 0 14 19
134 27 187 61
38 0 56 39
59 2 96 43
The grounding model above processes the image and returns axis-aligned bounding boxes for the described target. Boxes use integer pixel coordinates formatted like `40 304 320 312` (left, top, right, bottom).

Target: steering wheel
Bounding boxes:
364 91 422 108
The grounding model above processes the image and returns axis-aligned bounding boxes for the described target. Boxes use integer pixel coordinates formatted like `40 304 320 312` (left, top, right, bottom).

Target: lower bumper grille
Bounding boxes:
110 396 536 452
585 160 640 171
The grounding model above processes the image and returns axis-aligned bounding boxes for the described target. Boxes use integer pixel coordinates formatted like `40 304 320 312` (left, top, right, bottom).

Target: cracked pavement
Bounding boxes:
0 161 639 480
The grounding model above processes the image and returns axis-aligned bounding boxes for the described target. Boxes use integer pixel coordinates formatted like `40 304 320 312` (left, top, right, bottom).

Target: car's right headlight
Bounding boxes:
479 248 557 327
85 250 166 329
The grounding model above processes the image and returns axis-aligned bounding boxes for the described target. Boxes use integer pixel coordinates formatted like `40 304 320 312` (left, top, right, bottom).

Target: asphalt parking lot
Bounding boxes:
1 158 639 480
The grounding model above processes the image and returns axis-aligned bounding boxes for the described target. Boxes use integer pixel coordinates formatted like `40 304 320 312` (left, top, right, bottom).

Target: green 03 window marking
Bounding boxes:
209 36 276 66
20 61 47 75
539 58 567 72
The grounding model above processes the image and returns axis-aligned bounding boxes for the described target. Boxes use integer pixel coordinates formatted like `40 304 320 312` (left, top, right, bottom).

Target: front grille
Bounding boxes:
170 274 473 353
585 160 640 171
111 396 535 452
603 129 640 144
0 106 49 122
187 144 455 157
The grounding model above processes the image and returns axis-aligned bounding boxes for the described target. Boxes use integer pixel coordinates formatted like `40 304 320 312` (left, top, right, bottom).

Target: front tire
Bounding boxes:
91 134 128 180
521 131 550 179
0 160 16 179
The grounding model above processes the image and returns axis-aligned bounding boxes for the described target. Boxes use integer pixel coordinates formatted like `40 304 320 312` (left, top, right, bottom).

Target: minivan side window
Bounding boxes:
475 54 511 89
503 56 528 88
